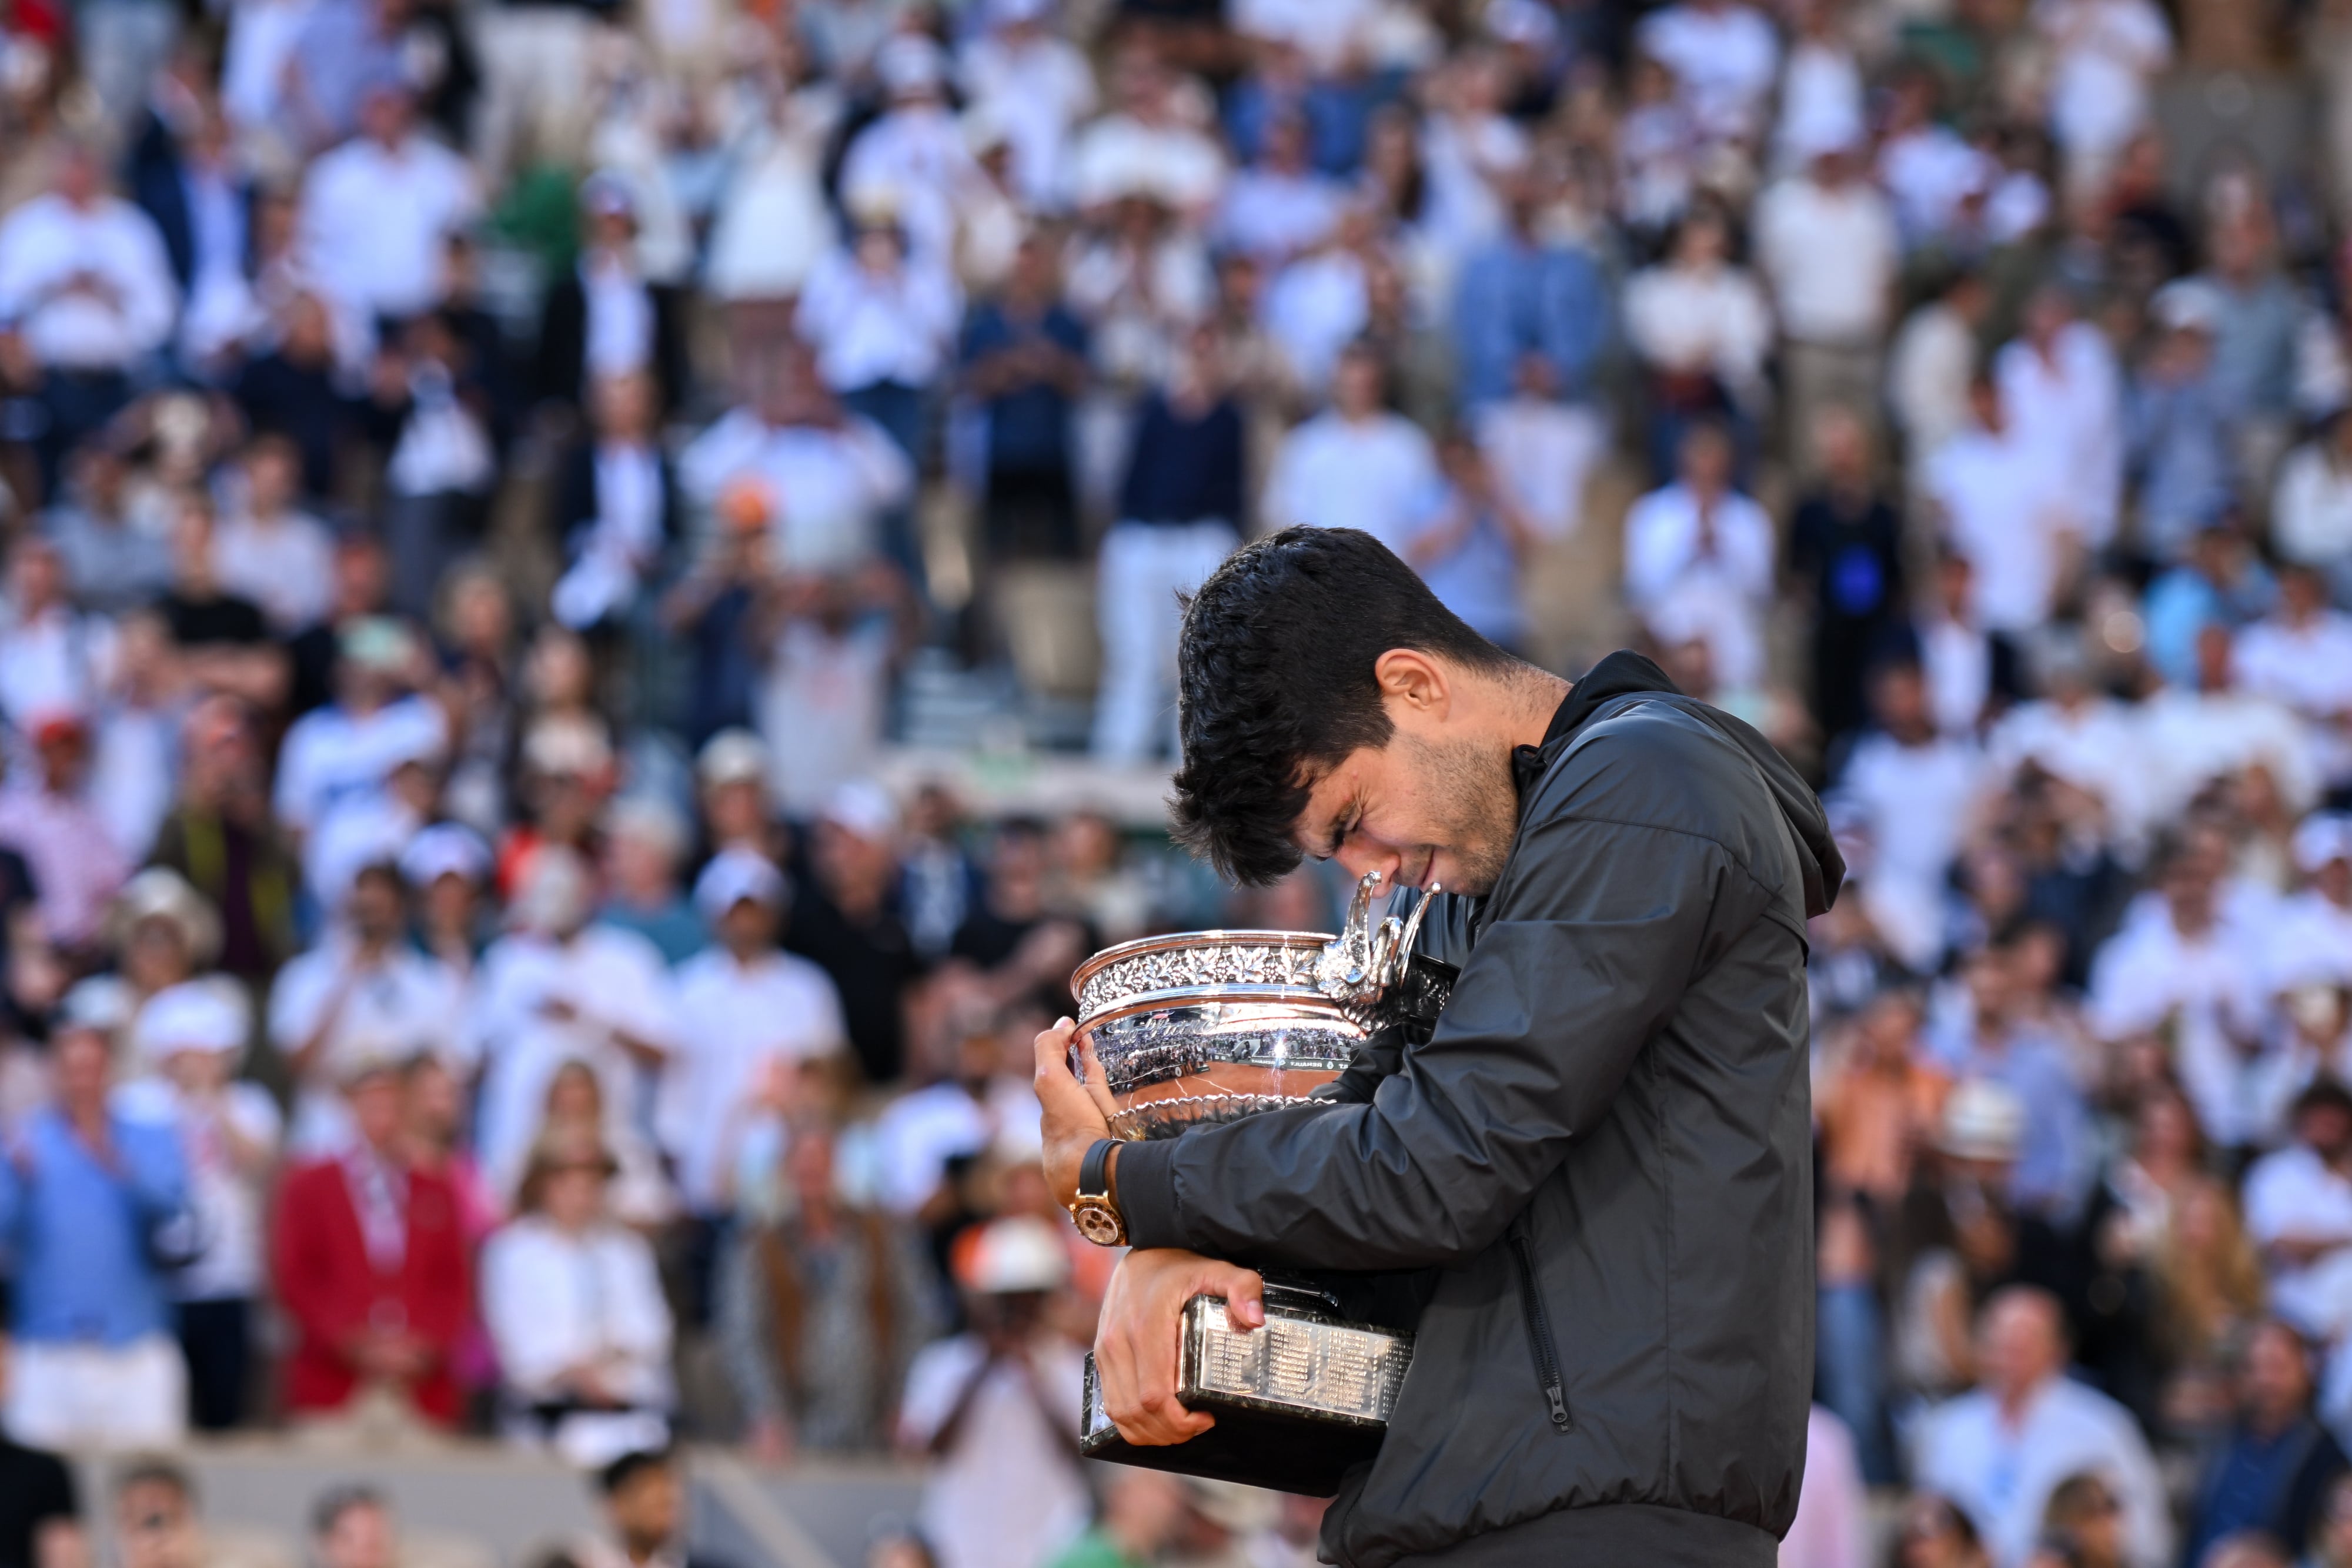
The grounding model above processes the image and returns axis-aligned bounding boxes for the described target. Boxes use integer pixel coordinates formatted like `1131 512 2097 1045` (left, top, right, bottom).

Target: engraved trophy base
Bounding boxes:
1079 1286 1414 1497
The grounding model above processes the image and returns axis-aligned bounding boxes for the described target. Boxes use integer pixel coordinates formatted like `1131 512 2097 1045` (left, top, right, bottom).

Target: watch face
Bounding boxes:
1072 1200 1125 1248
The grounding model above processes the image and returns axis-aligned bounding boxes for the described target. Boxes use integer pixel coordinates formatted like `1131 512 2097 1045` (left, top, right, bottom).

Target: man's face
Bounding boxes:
116 1481 195 1568
2242 1325 2310 1423
1976 1295 2059 1402
1294 725 1521 896
610 1466 681 1553
320 1504 394 1568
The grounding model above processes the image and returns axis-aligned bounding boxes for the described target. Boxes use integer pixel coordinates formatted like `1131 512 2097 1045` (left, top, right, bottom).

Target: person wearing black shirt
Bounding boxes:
0 1431 78 1568
1786 406 1907 748
1091 327 1244 764
783 793 924 1084
231 291 360 500
155 496 286 711
945 820 1094 1021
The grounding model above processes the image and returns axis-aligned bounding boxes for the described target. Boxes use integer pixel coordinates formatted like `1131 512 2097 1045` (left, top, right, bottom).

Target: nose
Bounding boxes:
1334 838 1402 886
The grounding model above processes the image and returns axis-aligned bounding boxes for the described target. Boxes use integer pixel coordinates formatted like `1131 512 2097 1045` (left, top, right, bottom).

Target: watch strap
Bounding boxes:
1078 1137 1117 1201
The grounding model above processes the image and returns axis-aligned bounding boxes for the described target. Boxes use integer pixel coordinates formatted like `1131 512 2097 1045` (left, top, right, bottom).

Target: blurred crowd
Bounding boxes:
0 0 2351 1560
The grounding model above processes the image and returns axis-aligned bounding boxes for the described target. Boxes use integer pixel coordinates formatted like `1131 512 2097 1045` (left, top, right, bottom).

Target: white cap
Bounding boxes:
2151 278 2224 336
2295 813 2352 875
877 34 946 96
697 728 770 790
58 975 134 1038
135 980 248 1059
694 848 788 922
514 845 595 934
823 779 899 844
523 716 613 780
400 822 491 888
956 1215 1070 1294
1939 1078 2026 1162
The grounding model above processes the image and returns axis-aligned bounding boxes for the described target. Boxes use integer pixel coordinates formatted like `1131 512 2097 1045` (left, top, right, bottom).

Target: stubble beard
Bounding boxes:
1403 730 1520 897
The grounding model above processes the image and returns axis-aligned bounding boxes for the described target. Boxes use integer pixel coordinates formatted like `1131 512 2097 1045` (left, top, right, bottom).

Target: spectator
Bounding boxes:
719 1121 937 1457
1091 327 1241 764
1786 405 1907 746
594 797 698 965
548 374 677 640
533 176 690 423
109 1462 205 1568
1261 342 1438 552
273 1050 472 1430
134 981 279 1432
1752 144 1899 463
148 697 299 985
1449 178 1610 412
469 845 673 1202
2129 280 2236 562
1405 427 1535 653
1623 420 1773 693
212 434 336 636
269 858 462 1154
1778 1404 1868 1568
2233 567 2352 800
39 446 172 614
576 1449 728 1568
1899 1493 1993 1568
1889 269 1995 481
0 142 178 493
482 1128 674 1466
1914 1287 2171 1567
2186 1320 2349 1563
658 849 846 1221
0 532 119 733
784 783 920 1085
1047 1472 1185 1568
797 211 959 474
274 617 446 848
2272 409 2352 599
0 1363 78 1568
897 1216 1089 1568
153 493 286 710
1997 283 2126 553
960 232 1089 573
1927 372 2082 638
0 1004 189 1450
1818 987 1951 1206
311 1487 396 1568
2245 1079 2352 1336
294 82 477 326
1621 204 1771 482
0 709 132 962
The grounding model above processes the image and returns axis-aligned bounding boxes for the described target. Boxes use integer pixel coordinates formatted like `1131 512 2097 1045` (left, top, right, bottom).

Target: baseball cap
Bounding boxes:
953 1215 1070 1295
2294 814 2352 875
693 847 787 922
822 779 899 844
136 981 248 1059
697 728 769 790
400 822 492 888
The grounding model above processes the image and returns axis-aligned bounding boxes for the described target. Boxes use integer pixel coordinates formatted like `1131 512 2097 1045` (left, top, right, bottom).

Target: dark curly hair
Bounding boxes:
1170 527 1515 885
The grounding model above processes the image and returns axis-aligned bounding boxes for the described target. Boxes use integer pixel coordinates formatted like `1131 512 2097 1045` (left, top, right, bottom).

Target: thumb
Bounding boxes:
1200 1261 1265 1331
1031 1017 1086 1108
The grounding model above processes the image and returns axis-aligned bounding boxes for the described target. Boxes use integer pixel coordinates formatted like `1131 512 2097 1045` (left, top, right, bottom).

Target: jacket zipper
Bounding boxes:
1508 1228 1572 1432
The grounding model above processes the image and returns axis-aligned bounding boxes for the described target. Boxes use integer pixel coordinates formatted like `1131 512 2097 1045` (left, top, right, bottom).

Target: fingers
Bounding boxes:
1098 1250 1220 1446
1075 1036 1122 1123
1031 1017 1081 1101
1203 1261 1265 1330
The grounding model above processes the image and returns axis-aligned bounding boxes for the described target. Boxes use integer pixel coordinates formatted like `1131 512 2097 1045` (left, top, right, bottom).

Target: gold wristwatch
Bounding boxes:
1070 1138 1125 1247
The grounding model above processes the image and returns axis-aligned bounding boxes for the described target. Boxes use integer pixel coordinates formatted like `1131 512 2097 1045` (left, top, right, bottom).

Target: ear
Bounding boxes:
1372 648 1451 721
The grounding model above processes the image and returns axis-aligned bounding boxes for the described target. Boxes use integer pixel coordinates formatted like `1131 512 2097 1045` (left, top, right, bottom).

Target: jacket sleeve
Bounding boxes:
1118 813 1761 1270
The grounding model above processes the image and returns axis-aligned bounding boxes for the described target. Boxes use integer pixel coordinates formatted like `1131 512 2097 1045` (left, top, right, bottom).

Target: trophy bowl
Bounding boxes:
1069 930 1366 1141
1065 874 1452 1495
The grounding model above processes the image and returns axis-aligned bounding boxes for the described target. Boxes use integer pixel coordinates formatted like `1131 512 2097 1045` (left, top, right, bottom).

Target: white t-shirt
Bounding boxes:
1915 1378 2173 1568
1996 324 2124 547
957 32 1097 212
1635 2 1782 141
467 927 679 1203
794 248 962 393
296 134 479 321
0 195 178 371
480 1216 674 1406
1262 412 1441 554
1927 424 2077 633
1622 482 1776 688
273 696 450 837
268 936 466 1155
656 948 847 1213
213 510 337 634
678 409 914 575
2087 909 2280 1147
2236 611 2352 787
1837 731 1987 891
122 1078 282 1302
1752 176 1898 345
897 1332 1091 1568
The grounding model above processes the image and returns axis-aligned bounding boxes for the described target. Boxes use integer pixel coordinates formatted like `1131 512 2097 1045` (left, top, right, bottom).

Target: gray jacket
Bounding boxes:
1117 652 1843 1567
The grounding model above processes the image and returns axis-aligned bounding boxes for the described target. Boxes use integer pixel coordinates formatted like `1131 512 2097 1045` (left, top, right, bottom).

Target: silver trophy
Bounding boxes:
1068 872 1451 1495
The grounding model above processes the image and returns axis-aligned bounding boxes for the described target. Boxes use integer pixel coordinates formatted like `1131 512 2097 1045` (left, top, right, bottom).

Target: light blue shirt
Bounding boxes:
0 1103 189 1345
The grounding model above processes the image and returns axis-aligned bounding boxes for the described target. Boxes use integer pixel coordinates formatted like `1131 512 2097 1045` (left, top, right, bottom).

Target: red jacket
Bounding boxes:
272 1153 472 1423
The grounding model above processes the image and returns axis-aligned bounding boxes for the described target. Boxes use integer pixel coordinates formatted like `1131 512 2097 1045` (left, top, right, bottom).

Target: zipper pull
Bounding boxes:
1542 1382 1571 1430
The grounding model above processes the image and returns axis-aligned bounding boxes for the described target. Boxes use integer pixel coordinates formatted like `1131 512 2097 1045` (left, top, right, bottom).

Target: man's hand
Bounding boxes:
1033 1017 1116 1210
1096 1248 1264 1445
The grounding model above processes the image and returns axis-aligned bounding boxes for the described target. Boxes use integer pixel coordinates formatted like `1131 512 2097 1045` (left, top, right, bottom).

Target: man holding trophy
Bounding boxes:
1036 526 1844 1566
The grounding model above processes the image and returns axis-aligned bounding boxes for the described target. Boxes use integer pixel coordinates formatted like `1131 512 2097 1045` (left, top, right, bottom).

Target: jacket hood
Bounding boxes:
1543 651 1845 920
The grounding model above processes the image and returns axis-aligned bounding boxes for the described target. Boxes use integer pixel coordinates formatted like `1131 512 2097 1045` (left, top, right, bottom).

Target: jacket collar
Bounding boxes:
1510 650 1683 798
